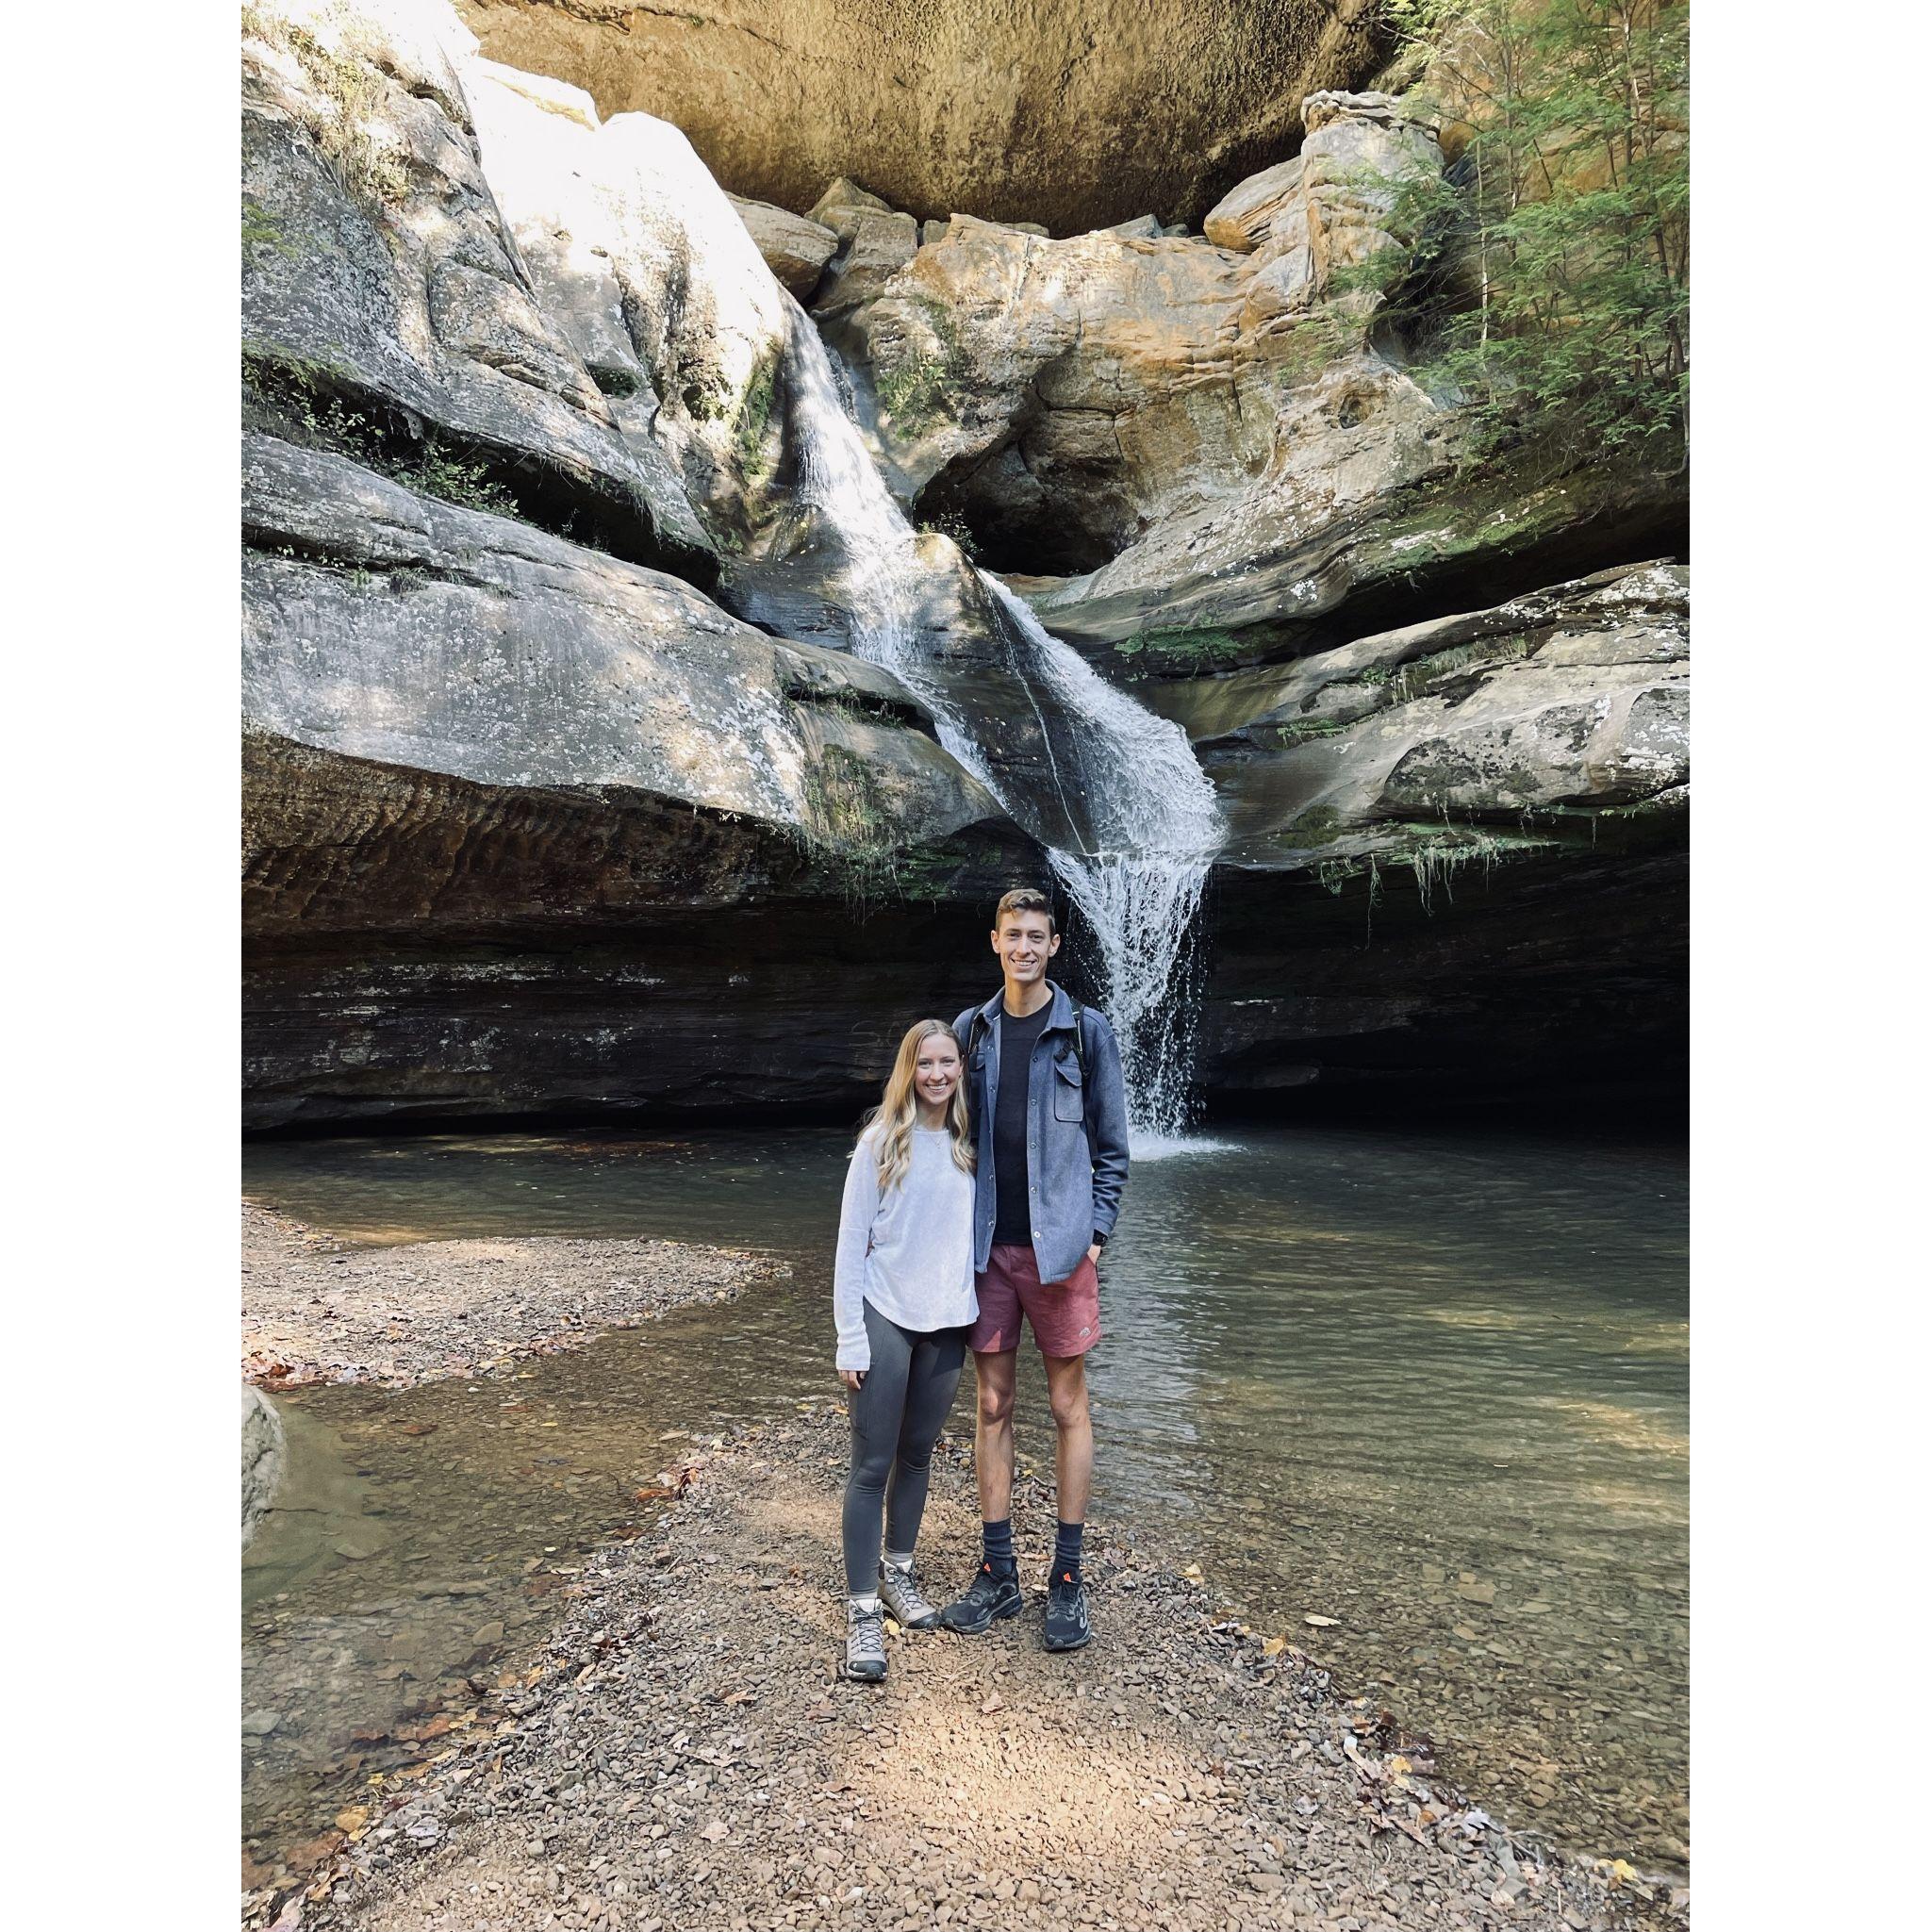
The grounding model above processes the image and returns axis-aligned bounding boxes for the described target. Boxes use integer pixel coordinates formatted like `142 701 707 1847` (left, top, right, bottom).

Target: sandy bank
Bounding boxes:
241 1203 784 1390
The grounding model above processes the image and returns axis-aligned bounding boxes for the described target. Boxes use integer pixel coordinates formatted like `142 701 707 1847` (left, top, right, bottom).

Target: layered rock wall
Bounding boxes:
242 5 1689 1124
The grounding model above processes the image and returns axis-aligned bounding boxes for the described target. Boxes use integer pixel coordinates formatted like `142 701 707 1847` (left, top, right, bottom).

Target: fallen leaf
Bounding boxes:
1261 1635 1289 1659
283 1831 345 1871
392 1421 438 1437
1181 1563 1204 1582
633 1485 678 1503
334 1806 371 1836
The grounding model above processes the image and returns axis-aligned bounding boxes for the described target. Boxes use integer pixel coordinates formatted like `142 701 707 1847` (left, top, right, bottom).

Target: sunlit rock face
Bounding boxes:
452 0 1391 237
836 93 1459 576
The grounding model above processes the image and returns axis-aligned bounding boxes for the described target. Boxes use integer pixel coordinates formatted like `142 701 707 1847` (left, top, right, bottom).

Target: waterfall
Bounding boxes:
773 301 1225 1150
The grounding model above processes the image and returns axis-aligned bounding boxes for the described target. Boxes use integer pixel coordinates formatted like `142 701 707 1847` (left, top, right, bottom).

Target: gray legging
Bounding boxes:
842 1299 967 1595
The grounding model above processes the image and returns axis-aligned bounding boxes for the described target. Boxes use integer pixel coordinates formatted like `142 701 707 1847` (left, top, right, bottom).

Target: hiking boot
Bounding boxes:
1043 1569 1093 1653
879 1560 942 1631
844 1601 887 1682
938 1560 1023 1635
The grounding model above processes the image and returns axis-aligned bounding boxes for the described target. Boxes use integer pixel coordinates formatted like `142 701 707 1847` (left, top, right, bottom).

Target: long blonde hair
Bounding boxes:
862 1019 975 1195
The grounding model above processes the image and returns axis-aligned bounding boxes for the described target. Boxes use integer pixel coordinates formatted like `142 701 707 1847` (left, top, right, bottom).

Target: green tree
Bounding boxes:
1364 0 1688 473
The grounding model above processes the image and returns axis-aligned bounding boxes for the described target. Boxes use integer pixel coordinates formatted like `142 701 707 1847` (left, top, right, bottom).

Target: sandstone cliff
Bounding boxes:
242 2 1687 1123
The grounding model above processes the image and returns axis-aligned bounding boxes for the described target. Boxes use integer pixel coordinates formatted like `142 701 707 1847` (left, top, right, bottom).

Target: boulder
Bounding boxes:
729 194 839 299
1139 562 1690 866
242 431 999 842
460 63 798 539
241 0 713 578
242 1387 286 1547
452 0 1392 236
836 93 1452 573
1203 157 1304 252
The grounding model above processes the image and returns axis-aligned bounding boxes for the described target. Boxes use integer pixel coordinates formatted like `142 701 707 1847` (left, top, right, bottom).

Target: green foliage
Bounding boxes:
733 355 779 479
400 441 520 519
245 353 520 519
876 299 969 439
244 4 412 208
915 505 982 561
241 196 297 259
799 744 907 909
1360 0 1688 474
1111 624 1248 674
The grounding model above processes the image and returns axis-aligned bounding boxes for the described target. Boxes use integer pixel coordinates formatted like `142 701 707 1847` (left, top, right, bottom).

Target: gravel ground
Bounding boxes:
241 1204 781 1390
274 1412 1688 1932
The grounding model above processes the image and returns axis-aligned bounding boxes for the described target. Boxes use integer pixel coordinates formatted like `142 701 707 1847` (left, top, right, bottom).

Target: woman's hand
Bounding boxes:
839 1366 867 1391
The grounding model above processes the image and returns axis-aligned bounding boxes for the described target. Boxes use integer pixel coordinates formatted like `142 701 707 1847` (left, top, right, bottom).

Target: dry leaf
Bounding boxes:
334 1806 371 1836
1181 1562 1204 1582
1261 1635 1289 1659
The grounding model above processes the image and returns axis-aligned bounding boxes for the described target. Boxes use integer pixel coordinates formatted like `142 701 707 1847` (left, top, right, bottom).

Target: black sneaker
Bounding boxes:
938 1560 1023 1634
1044 1568 1093 1652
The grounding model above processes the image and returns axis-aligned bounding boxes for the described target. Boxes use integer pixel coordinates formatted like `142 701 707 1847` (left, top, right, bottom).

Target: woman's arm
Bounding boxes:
832 1136 878 1374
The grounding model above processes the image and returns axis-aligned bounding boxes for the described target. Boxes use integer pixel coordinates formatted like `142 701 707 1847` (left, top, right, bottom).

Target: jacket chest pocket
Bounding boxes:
1051 1057 1084 1123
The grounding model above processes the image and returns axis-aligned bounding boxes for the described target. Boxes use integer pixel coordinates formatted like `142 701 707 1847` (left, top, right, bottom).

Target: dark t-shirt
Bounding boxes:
990 1002 1052 1247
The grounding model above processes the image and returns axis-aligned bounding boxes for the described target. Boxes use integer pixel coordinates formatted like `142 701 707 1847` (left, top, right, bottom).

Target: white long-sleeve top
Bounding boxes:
833 1124 978 1371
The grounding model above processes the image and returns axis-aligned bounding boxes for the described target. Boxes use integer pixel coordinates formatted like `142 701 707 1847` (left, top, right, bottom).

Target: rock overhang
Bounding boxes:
453 0 1393 236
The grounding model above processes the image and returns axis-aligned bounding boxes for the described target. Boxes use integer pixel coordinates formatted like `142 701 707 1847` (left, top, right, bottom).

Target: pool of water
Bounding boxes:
243 1122 1687 1874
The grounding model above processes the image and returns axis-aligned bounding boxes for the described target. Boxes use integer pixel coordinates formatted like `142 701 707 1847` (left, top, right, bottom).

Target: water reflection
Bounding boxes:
245 1121 1687 1869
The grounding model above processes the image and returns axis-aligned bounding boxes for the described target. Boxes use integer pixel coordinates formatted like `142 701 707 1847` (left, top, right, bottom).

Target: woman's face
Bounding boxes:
914 1034 962 1111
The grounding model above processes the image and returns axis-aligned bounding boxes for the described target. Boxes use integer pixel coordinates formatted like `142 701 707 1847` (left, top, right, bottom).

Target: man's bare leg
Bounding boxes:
1042 1352 1093 1525
940 1349 1025 1633
972 1347 1018 1522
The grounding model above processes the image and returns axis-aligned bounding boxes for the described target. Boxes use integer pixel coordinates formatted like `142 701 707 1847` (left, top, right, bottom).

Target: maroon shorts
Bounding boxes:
967 1243 1102 1359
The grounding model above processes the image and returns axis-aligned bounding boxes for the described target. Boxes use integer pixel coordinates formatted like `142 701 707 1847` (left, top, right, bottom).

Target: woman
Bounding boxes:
833 1018 978 1681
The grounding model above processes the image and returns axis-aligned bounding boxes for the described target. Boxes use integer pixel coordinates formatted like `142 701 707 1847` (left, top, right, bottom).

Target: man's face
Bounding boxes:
992 911 1059 985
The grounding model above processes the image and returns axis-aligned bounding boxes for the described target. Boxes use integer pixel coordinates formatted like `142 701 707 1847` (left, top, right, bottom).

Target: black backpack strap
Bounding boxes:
1068 999 1088 1082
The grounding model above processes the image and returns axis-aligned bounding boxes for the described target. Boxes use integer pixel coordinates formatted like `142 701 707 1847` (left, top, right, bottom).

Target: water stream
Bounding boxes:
244 1124 1688 1878
773 304 1225 1141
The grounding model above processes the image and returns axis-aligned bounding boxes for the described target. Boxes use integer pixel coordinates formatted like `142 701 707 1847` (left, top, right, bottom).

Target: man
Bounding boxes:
940 886 1130 1653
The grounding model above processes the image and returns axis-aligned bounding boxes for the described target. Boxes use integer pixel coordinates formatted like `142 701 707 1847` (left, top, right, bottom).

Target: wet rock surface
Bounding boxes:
274 1412 1685 1932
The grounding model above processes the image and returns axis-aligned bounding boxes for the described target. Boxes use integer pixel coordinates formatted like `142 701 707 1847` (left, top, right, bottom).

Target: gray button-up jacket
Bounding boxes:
951 982 1131 1285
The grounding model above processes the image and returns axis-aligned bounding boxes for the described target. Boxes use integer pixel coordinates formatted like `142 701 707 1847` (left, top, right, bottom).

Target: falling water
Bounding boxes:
773 302 1225 1147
